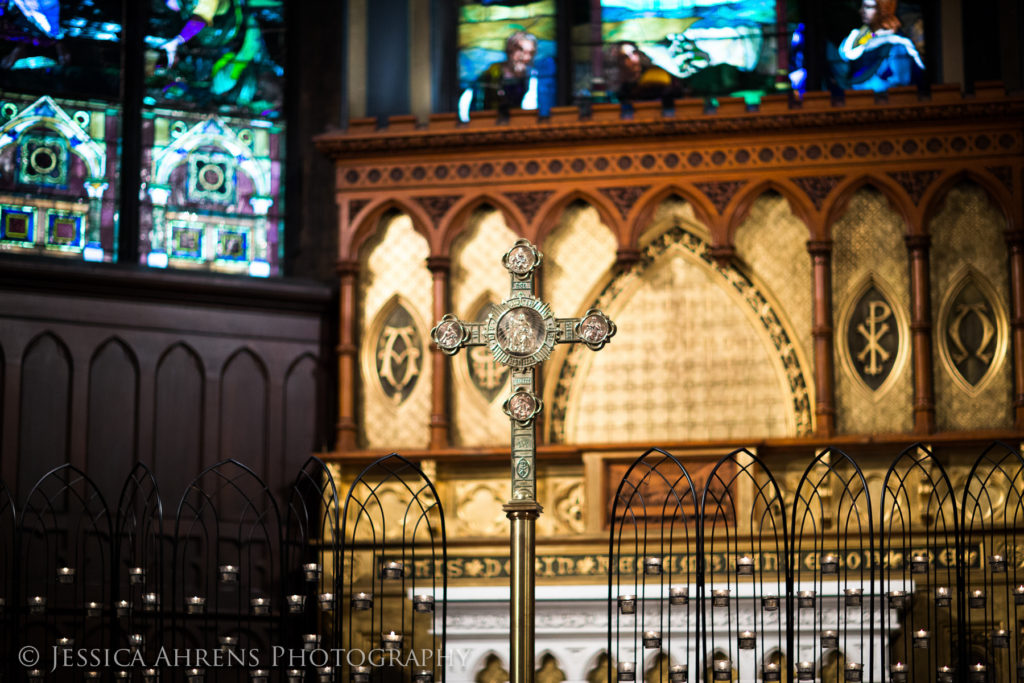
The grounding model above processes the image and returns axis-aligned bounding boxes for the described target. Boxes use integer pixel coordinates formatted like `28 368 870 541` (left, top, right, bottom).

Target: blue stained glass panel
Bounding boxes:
457 0 557 120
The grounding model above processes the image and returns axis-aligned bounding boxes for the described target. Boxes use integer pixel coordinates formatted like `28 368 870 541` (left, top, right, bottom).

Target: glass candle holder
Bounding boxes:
844 588 862 608
644 557 662 575
303 563 322 582
670 665 688 683
618 594 636 614
937 667 954 683
28 596 45 614
797 662 814 681
382 631 403 651
712 589 730 607
319 593 335 611
910 554 929 574
251 597 270 616
993 629 1010 648
821 554 839 574
303 634 321 652
116 600 131 617
85 673 100 680
219 636 238 653
143 669 159 683
288 594 306 614
129 567 146 585
186 668 205 683
738 631 756 650
821 630 838 650
642 630 661 649
888 590 908 610
1015 585 1024 605
286 670 305 683
798 590 815 608
351 666 371 683
989 554 1007 573
737 556 754 575
969 589 985 609
57 637 75 652
714 660 731 682
913 630 929 648
846 663 863 683
251 670 270 683
129 633 144 651
114 671 129 680
969 664 986 683
617 662 636 682
935 586 951 608
27 670 44 681
317 668 334 683
382 561 405 580
669 587 688 606
142 592 160 612
352 592 373 611
763 663 780 682
57 567 76 584
890 663 907 683
762 595 779 611
186 596 206 615
86 601 103 618
413 594 435 613
414 671 434 683
219 565 240 584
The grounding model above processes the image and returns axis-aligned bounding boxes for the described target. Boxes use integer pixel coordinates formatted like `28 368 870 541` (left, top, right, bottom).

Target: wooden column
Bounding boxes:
427 256 451 449
906 235 936 434
808 240 836 436
1007 229 1024 429
336 259 360 452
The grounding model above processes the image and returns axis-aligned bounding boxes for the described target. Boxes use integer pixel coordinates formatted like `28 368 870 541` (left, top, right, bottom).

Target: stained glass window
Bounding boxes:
141 0 285 276
0 0 123 262
457 0 557 121
825 0 925 93
573 0 800 104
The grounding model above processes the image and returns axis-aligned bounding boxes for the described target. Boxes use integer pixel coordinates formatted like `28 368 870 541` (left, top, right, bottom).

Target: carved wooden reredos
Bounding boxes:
316 84 1024 463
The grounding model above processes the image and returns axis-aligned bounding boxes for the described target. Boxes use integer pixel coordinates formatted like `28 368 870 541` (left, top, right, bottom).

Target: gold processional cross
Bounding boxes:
431 239 615 683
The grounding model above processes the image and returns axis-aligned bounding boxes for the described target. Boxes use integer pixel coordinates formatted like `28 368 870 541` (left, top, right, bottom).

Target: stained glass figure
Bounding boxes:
0 0 123 98
827 0 924 92
457 0 556 121
573 0 802 104
144 0 285 117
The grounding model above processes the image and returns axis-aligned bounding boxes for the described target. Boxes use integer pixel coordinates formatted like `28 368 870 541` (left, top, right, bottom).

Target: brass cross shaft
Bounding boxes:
431 239 615 683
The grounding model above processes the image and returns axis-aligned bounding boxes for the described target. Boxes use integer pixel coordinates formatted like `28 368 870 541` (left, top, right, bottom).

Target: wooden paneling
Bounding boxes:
154 343 205 507
0 262 331 505
18 333 72 502
87 338 139 505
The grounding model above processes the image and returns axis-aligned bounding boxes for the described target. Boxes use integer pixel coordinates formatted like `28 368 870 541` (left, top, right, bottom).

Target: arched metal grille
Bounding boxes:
961 442 1024 682
879 445 962 682
607 448 698 683
172 459 284 676
700 449 789 683
339 454 448 683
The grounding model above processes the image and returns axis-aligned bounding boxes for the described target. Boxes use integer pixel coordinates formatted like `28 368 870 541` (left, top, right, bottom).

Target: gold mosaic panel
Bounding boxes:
637 196 705 248
929 183 1012 430
541 203 618 319
450 209 520 446
734 193 814 374
359 214 432 449
564 243 794 443
831 188 913 434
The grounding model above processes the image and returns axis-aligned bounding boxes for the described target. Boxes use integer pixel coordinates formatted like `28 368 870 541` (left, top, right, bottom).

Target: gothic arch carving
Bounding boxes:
441 193 524 252
630 185 717 249
534 189 623 250
825 174 914 239
348 198 432 259
921 172 1015 233
728 180 816 243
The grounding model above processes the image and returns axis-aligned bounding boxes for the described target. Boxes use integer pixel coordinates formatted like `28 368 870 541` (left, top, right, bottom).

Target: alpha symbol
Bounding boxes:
856 300 892 376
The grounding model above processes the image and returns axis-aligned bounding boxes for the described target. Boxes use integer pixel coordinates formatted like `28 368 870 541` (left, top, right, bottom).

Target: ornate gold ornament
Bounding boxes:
836 274 910 400
936 267 1008 396
364 296 426 406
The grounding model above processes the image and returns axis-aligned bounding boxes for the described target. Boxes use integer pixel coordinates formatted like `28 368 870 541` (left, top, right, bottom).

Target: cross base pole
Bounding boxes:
504 500 542 683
